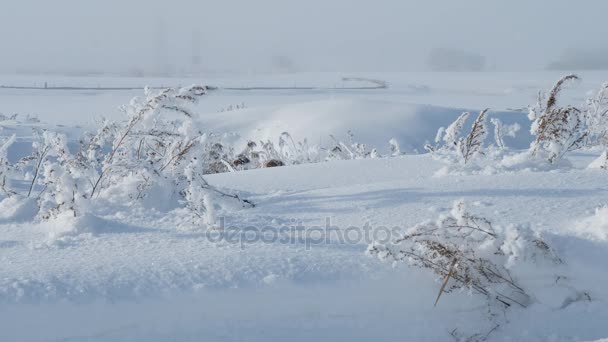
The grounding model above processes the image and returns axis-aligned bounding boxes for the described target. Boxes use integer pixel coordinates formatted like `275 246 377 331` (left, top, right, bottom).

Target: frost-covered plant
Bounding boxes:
278 132 319 164
584 82 608 147
232 141 260 170
389 138 402 156
200 135 236 174
0 85 255 224
23 130 53 198
36 132 85 219
327 131 373 160
0 133 16 197
426 112 470 154
444 112 470 150
529 74 587 163
490 118 520 150
0 113 18 121
218 102 246 112
428 110 488 165
94 85 252 220
229 130 386 170
89 85 207 198
233 139 285 169
231 132 324 170
460 109 488 164
2 130 96 219
368 201 562 340
259 140 285 166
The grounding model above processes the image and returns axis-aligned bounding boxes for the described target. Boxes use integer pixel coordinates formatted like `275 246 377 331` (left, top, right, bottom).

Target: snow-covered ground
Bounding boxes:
1 72 608 341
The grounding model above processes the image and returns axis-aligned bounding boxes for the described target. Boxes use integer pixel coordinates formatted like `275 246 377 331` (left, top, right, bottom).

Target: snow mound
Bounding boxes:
574 207 608 241
198 98 533 154
0 195 38 223
41 212 143 240
588 151 608 169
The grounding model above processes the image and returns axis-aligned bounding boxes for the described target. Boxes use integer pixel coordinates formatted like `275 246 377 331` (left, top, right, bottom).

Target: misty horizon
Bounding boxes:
2 0 608 76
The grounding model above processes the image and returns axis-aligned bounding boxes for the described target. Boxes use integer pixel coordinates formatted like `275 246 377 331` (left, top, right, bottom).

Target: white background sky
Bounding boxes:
1 0 606 73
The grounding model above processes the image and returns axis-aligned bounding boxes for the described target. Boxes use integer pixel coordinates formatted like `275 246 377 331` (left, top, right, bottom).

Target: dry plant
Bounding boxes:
441 112 470 151
368 201 562 340
327 130 375 160
389 138 402 156
460 109 488 164
90 85 207 198
426 109 488 165
425 112 470 153
490 118 520 150
530 74 587 163
0 134 16 197
0 85 255 222
584 82 608 147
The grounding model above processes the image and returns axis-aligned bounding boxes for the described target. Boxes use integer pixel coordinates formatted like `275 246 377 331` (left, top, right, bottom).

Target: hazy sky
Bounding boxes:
1 0 607 74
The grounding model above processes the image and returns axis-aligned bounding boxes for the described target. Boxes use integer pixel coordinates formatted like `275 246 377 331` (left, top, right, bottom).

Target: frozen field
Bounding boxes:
1 72 608 341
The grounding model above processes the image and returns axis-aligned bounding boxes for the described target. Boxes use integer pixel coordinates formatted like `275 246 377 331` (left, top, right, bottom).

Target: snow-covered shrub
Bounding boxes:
327 130 375 160
278 132 320 164
232 140 260 170
231 130 380 169
36 131 90 219
388 138 402 156
432 112 470 153
180 152 254 224
460 108 488 164
529 74 587 164
584 82 608 147
218 102 246 112
368 201 563 340
91 86 207 194
0 85 255 226
0 129 99 220
427 109 488 165
24 130 53 198
86 85 253 222
199 134 237 174
490 118 520 150
232 139 285 170
230 133 321 170
0 133 16 197
85 86 209 201
0 113 18 121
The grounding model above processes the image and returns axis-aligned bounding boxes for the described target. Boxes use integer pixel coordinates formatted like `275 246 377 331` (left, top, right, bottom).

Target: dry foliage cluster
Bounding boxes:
425 109 489 165
0 85 253 222
428 74 608 169
529 74 588 163
367 201 564 341
0 85 404 223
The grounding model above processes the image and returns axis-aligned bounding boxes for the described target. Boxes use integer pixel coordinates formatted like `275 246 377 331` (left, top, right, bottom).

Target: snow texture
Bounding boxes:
0 72 608 341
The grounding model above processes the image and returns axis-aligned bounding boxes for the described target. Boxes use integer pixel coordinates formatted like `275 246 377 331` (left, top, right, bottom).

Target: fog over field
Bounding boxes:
2 0 608 74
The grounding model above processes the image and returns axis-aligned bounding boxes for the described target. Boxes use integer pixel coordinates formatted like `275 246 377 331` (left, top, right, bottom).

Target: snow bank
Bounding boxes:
0 195 38 223
198 98 532 154
574 206 608 241
588 151 608 169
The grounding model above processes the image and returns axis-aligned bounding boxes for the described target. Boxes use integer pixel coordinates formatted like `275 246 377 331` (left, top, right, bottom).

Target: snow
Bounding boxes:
1 72 608 341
